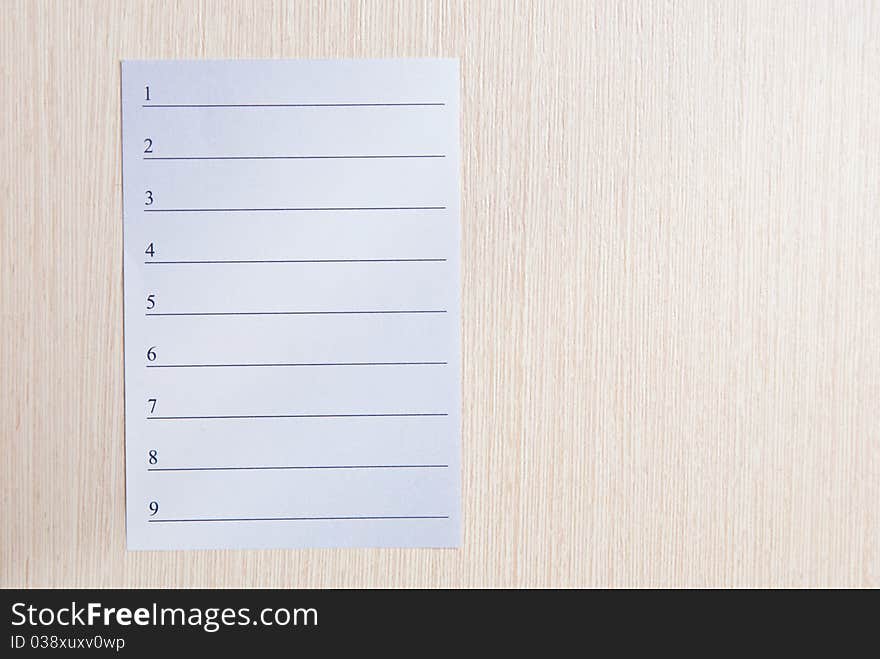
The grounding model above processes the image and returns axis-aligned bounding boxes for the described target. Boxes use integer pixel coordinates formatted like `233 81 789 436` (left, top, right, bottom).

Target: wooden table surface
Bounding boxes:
2 0 878 588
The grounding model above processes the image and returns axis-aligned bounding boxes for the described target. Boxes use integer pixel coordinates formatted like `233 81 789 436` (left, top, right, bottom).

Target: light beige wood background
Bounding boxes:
2 0 878 588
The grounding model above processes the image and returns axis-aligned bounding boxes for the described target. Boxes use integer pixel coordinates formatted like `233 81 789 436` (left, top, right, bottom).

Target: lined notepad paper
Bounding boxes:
122 60 460 550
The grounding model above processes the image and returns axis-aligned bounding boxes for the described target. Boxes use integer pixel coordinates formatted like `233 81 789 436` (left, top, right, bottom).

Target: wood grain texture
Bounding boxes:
2 0 878 588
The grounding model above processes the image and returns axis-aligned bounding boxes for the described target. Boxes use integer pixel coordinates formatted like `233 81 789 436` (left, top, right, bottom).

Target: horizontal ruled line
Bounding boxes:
148 464 449 472
147 413 448 420
145 310 447 317
142 102 445 108
143 206 445 213
143 258 447 265
148 515 449 523
147 361 448 369
144 154 445 161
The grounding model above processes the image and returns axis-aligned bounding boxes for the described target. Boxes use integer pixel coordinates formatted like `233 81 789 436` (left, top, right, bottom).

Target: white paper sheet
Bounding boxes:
121 59 460 550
